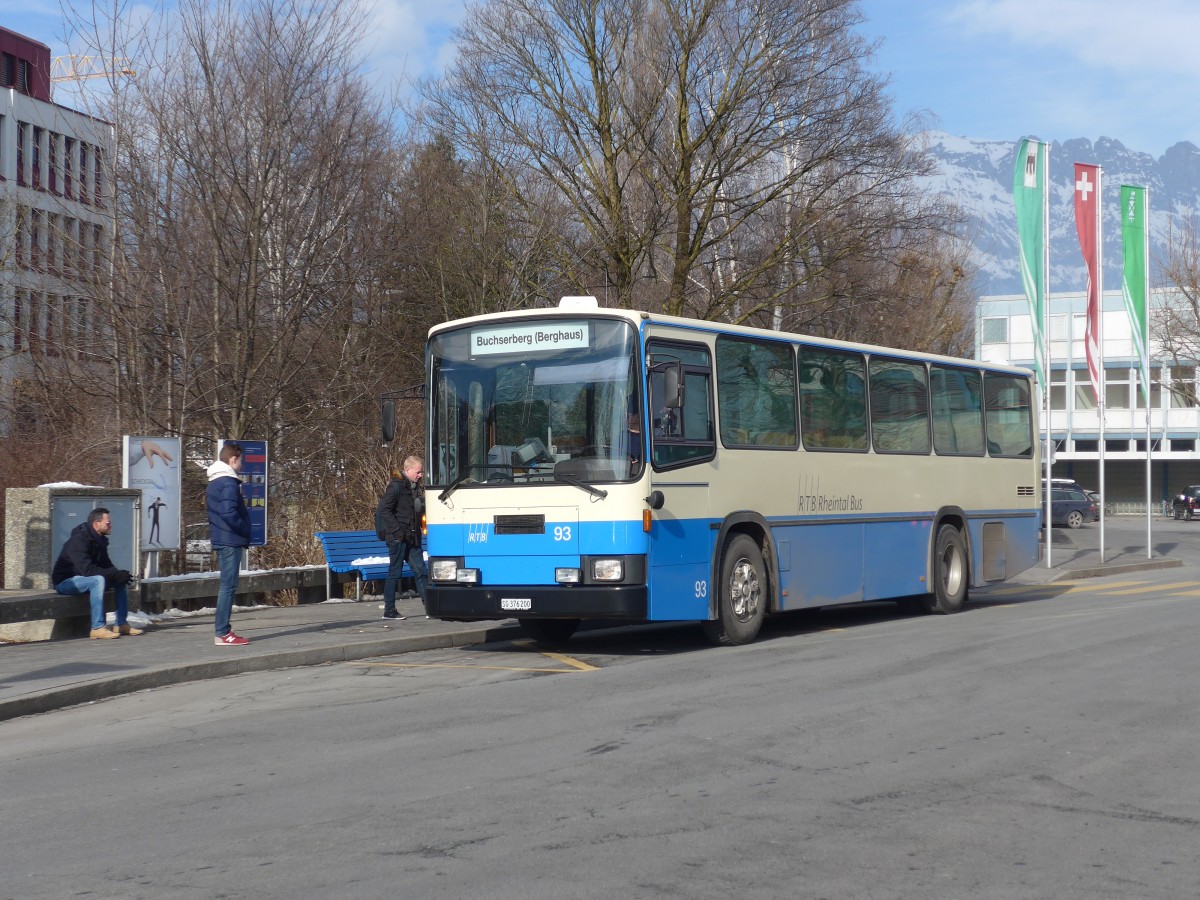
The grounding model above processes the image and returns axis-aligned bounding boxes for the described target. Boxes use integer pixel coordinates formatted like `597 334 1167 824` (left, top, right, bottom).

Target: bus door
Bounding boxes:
645 341 717 621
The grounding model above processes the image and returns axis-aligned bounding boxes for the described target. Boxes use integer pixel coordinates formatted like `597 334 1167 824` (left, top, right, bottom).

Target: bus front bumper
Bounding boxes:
427 584 648 621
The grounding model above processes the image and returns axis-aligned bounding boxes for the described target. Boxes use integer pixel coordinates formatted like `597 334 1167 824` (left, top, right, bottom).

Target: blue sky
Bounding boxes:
5 0 1198 158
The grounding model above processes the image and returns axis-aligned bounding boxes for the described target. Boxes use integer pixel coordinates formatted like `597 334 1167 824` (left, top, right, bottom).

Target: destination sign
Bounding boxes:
471 322 590 355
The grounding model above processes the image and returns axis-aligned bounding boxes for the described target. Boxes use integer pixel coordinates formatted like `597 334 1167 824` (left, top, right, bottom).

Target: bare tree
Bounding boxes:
34 0 418 552
422 0 962 327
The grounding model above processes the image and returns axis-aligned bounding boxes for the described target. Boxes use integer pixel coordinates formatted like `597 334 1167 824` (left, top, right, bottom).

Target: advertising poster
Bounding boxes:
123 435 182 551
220 439 268 546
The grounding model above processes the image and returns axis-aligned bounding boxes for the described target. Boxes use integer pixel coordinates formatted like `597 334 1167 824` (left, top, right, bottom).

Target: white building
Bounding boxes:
0 27 114 432
977 288 1200 508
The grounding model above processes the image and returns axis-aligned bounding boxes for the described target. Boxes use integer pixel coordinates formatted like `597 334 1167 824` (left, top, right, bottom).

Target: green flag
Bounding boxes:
1013 139 1047 383
1121 185 1150 402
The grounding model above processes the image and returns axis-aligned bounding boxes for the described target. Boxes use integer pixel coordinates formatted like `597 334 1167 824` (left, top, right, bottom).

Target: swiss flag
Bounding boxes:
1074 163 1101 400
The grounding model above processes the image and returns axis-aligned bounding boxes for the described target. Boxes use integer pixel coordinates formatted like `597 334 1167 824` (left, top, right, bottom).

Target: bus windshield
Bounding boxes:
429 318 642 488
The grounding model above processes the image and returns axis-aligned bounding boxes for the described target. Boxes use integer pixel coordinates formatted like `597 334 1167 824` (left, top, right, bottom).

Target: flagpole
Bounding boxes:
1097 166 1106 565
1042 142 1052 569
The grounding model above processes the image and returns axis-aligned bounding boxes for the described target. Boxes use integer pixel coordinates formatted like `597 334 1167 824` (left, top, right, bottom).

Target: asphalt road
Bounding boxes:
3 519 1200 899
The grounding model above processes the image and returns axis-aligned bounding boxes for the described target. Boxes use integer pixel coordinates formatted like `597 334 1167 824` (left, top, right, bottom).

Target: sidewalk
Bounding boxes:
1 522 1184 723
1011 520 1183 585
0 595 520 723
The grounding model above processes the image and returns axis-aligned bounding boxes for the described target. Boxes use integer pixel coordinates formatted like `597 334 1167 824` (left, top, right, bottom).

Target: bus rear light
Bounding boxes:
592 559 624 581
555 567 581 584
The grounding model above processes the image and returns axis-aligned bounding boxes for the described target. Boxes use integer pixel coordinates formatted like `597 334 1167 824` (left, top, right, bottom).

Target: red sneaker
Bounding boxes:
214 632 250 646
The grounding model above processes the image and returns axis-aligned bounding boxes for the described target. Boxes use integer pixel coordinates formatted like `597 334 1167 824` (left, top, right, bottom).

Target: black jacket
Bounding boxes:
376 475 422 544
52 522 120 586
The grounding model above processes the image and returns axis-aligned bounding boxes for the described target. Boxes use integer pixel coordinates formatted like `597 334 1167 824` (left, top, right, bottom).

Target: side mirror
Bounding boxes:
663 364 684 409
381 399 396 445
645 490 665 510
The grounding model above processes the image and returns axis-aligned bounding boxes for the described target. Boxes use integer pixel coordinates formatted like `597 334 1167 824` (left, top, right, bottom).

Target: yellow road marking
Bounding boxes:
1097 581 1198 596
537 650 599 671
983 580 1146 597
1166 589 1200 597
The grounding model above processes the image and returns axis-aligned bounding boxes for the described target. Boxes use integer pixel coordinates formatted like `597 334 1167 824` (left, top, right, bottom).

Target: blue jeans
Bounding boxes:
215 546 243 637
383 540 428 613
55 575 128 631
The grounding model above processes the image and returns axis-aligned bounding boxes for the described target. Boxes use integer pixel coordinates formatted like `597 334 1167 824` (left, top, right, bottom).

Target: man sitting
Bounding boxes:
52 508 140 640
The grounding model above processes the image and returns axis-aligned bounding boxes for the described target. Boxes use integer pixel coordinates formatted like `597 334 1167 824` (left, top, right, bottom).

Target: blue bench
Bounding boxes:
314 530 418 602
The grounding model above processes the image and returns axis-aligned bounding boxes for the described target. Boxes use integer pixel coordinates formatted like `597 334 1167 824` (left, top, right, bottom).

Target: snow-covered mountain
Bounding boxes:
919 132 1200 296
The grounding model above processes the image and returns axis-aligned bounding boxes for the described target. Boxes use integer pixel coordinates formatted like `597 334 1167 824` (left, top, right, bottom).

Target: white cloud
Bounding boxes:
949 0 1200 77
359 0 466 90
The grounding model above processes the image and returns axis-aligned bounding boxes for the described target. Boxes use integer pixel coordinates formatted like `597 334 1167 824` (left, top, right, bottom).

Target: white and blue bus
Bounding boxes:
410 296 1039 645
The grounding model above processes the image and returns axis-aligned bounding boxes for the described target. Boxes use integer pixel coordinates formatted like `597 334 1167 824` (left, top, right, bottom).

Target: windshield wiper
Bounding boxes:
437 468 480 503
554 471 608 500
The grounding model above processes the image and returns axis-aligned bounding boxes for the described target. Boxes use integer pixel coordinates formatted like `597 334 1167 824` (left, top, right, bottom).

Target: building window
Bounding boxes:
64 138 74 197
1075 439 1098 453
48 133 59 193
1074 369 1098 410
16 58 30 93
1172 439 1196 452
1134 367 1162 409
94 147 104 206
79 144 90 203
1105 377 1129 410
16 121 26 186
1168 367 1197 408
1049 315 1068 341
1 53 14 86
981 317 1008 344
13 289 25 351
1050 369 1067 411
32 126 43 188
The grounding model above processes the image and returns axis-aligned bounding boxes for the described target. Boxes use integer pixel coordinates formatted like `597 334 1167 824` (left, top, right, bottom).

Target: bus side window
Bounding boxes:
984 373 1034 457
648 342 715 470
798 346 867 451
931 366 984 456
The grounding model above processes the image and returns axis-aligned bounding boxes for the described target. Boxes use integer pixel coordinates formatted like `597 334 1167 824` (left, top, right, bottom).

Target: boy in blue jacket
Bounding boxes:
207 442 252 645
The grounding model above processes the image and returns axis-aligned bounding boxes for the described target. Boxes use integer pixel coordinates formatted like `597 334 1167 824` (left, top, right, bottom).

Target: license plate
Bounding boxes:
500 598 532 611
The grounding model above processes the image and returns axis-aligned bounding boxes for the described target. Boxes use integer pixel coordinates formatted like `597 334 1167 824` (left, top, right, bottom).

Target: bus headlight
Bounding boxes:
555 567 581 584
456 569 479 584
591 559 624 581
430 559 459 582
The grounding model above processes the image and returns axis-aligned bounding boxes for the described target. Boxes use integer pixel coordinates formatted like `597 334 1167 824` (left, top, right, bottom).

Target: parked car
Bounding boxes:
1172 486 1200 520
1044 479 1101 520
1050 487 1097 529
184 522 213 571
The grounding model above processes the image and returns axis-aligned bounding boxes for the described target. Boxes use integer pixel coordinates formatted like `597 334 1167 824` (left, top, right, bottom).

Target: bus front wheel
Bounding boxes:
927 524 968 615
703 534 766 646
519 618 580 644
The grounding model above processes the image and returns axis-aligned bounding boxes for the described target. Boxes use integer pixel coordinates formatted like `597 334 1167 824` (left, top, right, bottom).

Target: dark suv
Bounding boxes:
1172 486 1200 520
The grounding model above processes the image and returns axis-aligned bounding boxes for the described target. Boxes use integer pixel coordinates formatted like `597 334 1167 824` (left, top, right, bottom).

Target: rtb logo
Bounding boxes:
468 522 489 543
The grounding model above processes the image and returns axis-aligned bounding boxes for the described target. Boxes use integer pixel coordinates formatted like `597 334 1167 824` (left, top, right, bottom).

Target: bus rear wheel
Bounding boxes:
519 618 580 644
925 524 968 615
702 534 766 646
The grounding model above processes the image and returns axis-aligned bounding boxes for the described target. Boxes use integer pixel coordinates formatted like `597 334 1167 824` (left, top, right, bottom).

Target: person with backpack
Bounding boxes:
376 456 428 620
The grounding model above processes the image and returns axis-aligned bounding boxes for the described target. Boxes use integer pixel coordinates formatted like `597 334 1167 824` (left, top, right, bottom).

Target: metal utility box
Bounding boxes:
5 486 141 591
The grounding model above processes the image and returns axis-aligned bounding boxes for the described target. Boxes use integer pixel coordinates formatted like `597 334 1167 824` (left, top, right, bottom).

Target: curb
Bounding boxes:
1013 556 1182 585
0 622 524 724
1046 557 1183 582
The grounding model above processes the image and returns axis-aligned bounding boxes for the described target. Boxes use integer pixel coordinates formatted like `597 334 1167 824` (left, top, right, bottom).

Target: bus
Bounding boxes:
397 296 1040 646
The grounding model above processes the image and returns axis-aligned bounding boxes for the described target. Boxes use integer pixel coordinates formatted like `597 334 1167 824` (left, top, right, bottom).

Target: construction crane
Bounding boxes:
50 56 136 82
